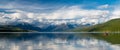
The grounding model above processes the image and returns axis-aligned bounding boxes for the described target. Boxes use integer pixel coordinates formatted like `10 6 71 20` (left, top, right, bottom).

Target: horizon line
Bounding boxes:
0 32 120 33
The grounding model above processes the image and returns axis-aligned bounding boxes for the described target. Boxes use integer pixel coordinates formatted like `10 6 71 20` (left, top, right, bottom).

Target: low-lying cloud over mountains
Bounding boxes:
0 0 120 26
0 5 119 25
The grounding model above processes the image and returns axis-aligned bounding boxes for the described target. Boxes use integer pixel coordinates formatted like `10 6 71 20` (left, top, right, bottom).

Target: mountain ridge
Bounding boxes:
72 18 120 32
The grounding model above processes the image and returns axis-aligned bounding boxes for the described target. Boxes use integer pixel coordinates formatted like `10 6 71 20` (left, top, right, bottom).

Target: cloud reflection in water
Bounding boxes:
0 33 119 50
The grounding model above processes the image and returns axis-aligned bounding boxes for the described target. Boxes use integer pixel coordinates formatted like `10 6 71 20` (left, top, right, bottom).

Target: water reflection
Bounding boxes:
0 33 120 50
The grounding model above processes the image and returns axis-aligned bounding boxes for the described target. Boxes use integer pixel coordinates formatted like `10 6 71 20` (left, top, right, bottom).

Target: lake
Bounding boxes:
0 33 120 50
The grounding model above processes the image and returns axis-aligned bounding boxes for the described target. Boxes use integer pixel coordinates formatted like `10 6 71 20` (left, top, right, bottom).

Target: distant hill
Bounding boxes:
0 25 29 32
72 18 120 32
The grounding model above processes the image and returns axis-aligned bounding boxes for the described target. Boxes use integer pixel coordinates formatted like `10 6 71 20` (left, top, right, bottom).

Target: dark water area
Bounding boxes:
0 33 120 50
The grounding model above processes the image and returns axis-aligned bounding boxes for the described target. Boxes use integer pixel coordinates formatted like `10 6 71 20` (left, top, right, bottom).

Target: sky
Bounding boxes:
0 0 118 12
0 0 120 25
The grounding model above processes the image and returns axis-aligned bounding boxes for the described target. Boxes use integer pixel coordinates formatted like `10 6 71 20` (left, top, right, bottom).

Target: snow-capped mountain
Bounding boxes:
0 12 113 32
9 21 88 32
0 5 120 32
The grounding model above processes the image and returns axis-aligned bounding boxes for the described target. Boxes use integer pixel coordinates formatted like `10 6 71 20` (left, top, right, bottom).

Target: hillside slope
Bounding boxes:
0 25 29 32
73 18 120 32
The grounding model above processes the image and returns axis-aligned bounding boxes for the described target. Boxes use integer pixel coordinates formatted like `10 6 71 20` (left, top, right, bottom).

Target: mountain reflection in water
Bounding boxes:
0 33 120 50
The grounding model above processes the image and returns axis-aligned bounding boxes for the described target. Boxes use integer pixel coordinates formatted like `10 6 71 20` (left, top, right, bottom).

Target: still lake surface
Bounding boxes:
0 33 120 50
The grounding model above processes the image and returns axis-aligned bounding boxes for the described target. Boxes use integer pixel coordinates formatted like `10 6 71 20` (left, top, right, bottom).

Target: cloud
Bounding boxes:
110 10 120 19
43 6 109 19
97 4 109 9
0 0 120 27
38 6 110 24
0 5 110 25
108 4 120 20
0 5 120 25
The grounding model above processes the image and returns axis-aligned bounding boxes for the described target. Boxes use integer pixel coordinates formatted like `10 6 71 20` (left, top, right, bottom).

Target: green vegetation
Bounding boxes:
73 18 120 32
0 25 30 38
73 18 120 44
0 25 29 32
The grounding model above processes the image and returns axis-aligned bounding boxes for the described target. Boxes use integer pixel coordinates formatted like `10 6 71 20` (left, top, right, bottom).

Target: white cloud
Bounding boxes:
0 2 17 9
38 6 110 24
42 6 109 19
109 9 120 19
97 4 109 9
0 5 120 25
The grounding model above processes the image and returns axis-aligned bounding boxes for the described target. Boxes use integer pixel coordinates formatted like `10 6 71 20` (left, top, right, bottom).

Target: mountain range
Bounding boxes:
0 18 119 32
3 22 90 32
0 21 91 32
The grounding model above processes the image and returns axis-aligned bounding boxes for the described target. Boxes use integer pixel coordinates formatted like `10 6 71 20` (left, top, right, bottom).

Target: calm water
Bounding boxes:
0 33 120 50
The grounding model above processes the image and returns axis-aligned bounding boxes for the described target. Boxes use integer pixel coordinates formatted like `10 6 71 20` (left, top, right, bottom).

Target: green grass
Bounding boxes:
72 18 120 44
72 18 120 32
